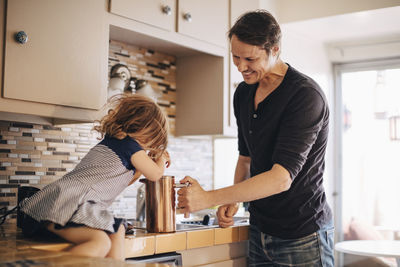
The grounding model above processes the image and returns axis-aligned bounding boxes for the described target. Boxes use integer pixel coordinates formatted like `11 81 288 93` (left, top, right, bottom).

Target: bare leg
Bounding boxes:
47 223 111 258
106 224 125 260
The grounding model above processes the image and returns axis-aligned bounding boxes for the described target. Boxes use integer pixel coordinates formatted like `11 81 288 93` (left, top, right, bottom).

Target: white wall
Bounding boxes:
262 0 400 23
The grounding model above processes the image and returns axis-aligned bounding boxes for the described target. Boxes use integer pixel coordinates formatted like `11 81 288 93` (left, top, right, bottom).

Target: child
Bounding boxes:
19 94 170 260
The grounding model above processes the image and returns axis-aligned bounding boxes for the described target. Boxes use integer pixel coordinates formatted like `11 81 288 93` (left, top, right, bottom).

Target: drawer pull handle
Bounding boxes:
15 31 28 44
183 13 192 22
162 5 172 15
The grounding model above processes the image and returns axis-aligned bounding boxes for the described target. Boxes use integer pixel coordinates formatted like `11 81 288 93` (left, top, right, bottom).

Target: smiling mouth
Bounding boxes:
242 71 254 77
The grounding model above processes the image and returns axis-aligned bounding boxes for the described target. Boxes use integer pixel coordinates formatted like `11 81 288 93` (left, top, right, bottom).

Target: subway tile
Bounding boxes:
43 125 62 131
0 184 18 188
10 176 40 181
13 134 33 140
15 171 36 175
11 123 33 129
45 138 63 143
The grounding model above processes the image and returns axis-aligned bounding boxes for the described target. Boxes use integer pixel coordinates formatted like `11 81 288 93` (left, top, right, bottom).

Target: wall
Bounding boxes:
0 123 213 220
262 0 400 23
0 40 213 221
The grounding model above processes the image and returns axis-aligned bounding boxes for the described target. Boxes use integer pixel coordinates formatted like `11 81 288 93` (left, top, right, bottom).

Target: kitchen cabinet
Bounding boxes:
109 0 229 48
108 1 233 136
175 0 263 136
177 0 228 48
109 0 176 32
178 241 248 266
0 0 108 122
175 53 235 136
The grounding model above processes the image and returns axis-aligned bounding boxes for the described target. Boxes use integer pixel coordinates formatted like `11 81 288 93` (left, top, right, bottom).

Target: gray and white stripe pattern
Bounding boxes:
20 144 135 233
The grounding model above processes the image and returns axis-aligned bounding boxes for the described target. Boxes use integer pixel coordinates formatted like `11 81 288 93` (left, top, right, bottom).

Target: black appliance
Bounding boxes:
17 186 40 228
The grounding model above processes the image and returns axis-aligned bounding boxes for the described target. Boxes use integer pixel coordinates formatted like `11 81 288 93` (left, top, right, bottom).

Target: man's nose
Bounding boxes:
237 60 247 72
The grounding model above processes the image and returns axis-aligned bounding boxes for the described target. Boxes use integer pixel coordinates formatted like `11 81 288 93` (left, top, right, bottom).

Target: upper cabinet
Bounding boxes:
109 0 228 48
177 0 228 48
109 0 176 32
1 0 108 122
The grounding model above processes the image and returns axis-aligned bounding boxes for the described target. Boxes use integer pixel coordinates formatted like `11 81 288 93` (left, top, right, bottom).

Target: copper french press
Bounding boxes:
139 175 187 233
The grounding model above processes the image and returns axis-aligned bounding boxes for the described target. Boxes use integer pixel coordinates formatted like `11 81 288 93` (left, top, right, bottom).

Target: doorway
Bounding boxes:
334 58 400 265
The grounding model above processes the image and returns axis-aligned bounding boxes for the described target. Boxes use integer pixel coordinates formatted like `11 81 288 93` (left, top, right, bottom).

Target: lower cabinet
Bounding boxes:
199 257 246 267
178 241 248 267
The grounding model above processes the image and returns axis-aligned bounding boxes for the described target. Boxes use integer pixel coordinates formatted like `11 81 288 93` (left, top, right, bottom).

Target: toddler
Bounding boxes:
20 94 170 260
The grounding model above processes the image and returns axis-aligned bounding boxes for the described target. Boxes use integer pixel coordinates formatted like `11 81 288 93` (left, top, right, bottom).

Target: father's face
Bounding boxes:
231 35 277 85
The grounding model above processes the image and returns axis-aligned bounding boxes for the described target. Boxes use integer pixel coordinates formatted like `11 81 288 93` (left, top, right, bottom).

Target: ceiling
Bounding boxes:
281 6 400 43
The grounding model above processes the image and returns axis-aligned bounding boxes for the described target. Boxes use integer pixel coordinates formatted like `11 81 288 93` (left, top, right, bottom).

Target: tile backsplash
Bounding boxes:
109 40 177 135
0 120 213 220
0 40 213 221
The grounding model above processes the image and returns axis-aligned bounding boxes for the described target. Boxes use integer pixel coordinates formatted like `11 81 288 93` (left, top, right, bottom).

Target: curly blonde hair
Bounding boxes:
93 94 168 160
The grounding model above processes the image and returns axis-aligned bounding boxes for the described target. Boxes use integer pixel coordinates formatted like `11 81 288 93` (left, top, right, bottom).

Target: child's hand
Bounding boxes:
163 151 171 168
147 150 157 161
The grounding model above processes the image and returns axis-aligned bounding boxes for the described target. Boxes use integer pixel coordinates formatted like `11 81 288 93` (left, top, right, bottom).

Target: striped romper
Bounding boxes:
20 135 143 234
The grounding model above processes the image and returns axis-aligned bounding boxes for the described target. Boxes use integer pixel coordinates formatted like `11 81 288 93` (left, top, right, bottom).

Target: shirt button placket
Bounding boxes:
250 113 257 134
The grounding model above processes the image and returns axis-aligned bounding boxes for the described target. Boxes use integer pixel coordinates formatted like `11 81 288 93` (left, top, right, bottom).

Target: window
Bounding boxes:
334 59 400 243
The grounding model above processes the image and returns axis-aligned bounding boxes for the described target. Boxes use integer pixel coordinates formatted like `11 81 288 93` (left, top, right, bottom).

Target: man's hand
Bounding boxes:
216 203 239 228
177 176 211 213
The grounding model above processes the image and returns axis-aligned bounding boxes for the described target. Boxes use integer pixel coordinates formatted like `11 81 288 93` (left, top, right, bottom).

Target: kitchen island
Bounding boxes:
0 219 249 266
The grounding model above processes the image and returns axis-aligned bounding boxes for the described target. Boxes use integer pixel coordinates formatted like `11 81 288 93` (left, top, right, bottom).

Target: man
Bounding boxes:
178 10 334 266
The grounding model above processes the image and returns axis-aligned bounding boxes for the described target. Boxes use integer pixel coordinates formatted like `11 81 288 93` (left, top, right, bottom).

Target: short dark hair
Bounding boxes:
229 10 281 51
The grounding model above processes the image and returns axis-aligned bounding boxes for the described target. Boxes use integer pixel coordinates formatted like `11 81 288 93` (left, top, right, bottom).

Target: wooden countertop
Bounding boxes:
0 219 249 266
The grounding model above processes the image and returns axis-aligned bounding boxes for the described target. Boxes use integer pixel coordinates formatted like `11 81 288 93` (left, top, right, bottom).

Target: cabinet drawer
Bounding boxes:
110 0 176 32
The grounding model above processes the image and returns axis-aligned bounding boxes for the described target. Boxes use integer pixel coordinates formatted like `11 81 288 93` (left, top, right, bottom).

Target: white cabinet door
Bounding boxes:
3 0 108 110
177 0 229 48
110 0 176 32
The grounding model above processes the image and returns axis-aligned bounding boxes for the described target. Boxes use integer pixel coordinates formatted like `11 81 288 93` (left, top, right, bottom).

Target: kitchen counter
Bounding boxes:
0 219 164 266
0 219 249 266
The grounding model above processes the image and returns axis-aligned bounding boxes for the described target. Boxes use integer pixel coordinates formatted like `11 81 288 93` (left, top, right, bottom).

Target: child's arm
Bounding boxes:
128 170 142 186
130 150 170 181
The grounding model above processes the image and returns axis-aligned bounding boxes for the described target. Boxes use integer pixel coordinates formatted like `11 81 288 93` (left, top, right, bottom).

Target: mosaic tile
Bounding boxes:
0 40 213 219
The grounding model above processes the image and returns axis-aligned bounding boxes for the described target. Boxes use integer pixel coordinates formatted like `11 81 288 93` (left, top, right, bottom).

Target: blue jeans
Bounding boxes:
248 221 334 267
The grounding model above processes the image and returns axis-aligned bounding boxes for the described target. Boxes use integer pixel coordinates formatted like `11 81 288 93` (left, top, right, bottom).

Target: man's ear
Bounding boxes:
272 46 280 57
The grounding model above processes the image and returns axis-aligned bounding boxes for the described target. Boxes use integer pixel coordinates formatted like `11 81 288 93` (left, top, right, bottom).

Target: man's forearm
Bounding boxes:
207 164 291 207
234 155 251 184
